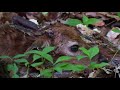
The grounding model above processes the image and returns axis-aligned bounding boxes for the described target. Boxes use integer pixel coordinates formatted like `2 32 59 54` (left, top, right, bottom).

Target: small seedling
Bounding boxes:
112 28 120 33
76 46 109 70
79 45 99 60
65 15 100 26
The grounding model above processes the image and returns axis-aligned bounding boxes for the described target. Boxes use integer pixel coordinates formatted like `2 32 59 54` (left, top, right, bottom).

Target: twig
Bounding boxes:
111 49 119 61
105 20 117 27
98 12 120 21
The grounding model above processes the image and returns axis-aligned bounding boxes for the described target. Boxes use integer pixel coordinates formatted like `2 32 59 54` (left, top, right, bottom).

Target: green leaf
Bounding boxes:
61 64 74 71
54 63 70 73
54 63 72 72
79 47 89 56
13 54 26 59
89 62 109 69
12 74 19 78
87 18 100 25
31 62 43 67
25 50 53 63
97 62 109 68
14 59 28 64
54 63 70 68
33 54 41 62
82 16 100 26
71 64 87 72
54 56 72 65
0 55 11 59
7 63 18 74
76 55 87 60
54 63 86 73
7 64 14 71
25 62 29 67
79 46 99 60
42 46 55 53
13 63 18 74
25 50 41 55
88 46 99 60
42 12 48 16
40 69 52 78
82 15 89 25
89 62 97 69
65 18 82 26
38 52 53 64
117 12 120 17
112 28 120 33
54 67 63 73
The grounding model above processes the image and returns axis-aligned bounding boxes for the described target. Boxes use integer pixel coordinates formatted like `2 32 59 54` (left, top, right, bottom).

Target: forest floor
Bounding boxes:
0 12 120 78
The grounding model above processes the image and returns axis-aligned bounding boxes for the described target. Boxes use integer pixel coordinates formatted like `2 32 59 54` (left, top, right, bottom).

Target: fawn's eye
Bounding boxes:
70 45 79 52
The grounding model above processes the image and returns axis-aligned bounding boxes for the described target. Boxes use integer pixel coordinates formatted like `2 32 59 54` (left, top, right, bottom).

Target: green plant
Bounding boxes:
112 28 120 33
25 46 87 78
76 45 109 70
0 56 11 59
0 46 109 78
82 15 100 26
65 15 100 26
40 55 86 78
79 45 99 60
0 47 50 78
88 62 109 69
0 55 20 78
65 18 82 26
7 63 19 78
14 46 55 78
38 46 108 78
41 12 48 16
117 12 120 18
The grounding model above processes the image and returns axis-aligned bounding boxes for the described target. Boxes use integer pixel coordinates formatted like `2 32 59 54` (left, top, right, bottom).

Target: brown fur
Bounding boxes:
50 23 87 46
0 12 17 24
32 23 87 49
0 22 87 60
0 24 35 56
0 22 113 66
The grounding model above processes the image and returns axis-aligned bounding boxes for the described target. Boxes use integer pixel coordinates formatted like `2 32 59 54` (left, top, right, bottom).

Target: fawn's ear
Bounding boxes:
44 29 63 47
26 35 52 52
